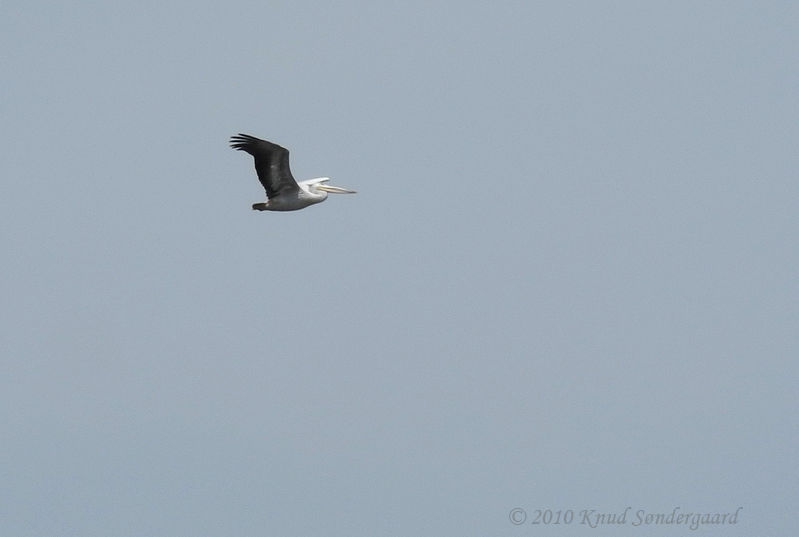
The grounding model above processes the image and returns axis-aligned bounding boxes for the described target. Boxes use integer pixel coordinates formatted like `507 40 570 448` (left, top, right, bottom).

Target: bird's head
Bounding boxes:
305 177 357 195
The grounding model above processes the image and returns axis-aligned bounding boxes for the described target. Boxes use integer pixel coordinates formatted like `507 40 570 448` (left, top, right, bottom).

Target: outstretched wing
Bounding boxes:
230 134 300 198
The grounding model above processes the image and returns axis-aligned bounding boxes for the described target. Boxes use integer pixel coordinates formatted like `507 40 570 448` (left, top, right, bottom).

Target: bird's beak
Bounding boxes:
316 184 357 194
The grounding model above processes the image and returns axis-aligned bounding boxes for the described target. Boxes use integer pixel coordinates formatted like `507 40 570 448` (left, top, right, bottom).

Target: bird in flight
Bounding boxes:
230 134 356 211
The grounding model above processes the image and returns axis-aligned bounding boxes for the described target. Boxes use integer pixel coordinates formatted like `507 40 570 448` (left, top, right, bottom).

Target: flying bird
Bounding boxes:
230 134 356 211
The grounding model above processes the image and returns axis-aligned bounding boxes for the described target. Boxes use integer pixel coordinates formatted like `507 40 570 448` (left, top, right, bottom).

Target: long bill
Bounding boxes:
316 184 357 194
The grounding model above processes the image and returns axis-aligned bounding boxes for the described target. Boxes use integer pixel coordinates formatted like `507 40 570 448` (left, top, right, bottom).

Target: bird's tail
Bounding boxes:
252 203 268 211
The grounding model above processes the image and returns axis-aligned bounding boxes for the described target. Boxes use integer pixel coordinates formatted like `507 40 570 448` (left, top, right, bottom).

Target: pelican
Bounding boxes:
230 134 356 211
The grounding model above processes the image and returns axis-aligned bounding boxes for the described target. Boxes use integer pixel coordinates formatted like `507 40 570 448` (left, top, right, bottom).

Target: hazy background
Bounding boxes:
2 1 797 536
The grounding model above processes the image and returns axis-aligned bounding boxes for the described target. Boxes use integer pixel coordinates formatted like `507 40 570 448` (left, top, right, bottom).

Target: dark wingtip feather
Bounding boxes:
229 134 255 150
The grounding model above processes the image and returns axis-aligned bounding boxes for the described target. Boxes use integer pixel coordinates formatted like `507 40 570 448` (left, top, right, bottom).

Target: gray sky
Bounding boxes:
2 1 797 536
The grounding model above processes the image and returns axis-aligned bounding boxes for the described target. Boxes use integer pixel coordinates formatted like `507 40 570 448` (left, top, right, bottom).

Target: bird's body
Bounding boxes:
230 134 355 211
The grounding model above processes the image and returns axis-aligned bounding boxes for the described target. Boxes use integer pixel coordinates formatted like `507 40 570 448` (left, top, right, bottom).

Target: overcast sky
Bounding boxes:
2 1 797 536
